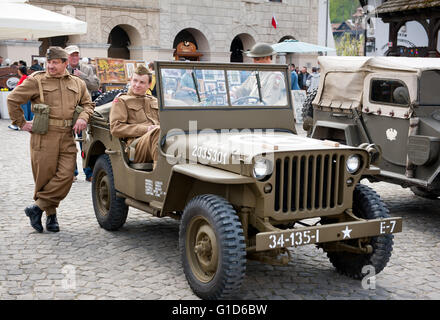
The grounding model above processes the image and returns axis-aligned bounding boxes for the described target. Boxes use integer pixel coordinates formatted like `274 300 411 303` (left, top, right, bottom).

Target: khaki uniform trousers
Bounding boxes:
30 126 77 216
132 127 160 164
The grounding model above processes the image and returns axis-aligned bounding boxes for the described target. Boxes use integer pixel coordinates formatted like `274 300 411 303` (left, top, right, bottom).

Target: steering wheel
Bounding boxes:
233 96 266 105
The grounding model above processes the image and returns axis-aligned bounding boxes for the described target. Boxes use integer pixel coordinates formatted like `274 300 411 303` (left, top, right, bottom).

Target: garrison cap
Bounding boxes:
46 47 68 60
245 43 277 58
134 64 151 76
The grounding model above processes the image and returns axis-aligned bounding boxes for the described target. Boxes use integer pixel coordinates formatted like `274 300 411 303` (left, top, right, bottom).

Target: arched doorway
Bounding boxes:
173 28 210 61
107 24 143 60
39 36 69 56
279 35 296 43
108 26 130 59
229 33 256 63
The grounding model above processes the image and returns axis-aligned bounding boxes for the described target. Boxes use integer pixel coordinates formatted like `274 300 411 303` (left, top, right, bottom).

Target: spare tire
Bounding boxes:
301 88 318 137
94 88 128 107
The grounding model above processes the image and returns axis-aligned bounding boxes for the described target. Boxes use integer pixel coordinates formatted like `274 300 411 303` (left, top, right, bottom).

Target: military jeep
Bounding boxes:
82 61 402 300
310 56 440 199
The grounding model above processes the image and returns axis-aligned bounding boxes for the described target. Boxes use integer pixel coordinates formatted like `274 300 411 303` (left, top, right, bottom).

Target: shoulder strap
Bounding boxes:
35 75 44 104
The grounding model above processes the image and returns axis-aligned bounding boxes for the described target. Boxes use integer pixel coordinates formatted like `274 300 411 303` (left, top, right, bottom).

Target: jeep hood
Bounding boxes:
165 131 357 164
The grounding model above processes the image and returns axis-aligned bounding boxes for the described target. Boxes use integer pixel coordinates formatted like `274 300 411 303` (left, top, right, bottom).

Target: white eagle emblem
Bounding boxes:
386 128 398 141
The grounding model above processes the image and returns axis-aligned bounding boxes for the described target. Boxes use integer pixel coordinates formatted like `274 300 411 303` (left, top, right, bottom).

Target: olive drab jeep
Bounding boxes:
82 61 402 300
310 56 440 199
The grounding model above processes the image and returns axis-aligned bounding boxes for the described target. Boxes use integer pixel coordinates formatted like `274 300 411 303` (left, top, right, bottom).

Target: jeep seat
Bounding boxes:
119 139 154 171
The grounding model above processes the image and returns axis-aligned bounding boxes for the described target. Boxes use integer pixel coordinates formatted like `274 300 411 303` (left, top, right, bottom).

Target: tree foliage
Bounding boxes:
336 33 364 56
330 0 359 23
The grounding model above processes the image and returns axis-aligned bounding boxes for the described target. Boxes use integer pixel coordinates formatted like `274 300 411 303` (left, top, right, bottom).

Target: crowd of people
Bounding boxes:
289 64 321 92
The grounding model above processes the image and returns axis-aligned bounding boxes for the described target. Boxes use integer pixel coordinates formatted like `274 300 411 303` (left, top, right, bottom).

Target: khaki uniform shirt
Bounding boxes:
67 63 100 93
109 89 160 146
7 70 95 129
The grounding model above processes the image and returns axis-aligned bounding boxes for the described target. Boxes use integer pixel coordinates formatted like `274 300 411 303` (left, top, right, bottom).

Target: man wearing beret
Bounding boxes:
109 65 160 165
7 46 95 233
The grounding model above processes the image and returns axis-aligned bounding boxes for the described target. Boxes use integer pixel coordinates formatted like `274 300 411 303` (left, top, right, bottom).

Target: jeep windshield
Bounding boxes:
159 64 288 108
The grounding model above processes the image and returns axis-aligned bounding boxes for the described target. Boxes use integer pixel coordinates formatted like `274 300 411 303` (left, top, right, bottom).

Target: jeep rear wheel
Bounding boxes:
324 184 394 279
92 154 128 230
179 195 246 300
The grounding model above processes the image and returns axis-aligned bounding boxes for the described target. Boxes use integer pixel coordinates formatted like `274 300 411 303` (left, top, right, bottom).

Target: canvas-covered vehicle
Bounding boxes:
310 56 440 198
82 61 402 300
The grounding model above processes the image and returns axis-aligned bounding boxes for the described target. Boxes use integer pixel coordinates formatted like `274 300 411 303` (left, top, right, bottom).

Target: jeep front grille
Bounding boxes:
274 154 345 213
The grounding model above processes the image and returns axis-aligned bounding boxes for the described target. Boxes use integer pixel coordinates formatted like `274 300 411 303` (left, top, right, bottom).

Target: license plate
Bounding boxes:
255 217 402 251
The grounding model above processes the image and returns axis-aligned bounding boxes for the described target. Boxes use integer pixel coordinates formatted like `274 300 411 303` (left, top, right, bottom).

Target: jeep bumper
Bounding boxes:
255 217 402 251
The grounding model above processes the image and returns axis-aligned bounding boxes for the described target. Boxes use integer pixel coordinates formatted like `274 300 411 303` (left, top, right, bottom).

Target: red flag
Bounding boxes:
272 16 278 29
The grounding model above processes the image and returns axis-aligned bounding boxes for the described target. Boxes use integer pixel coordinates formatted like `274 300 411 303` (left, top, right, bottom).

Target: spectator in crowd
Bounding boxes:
298 66 310 91
30 59 44 71
19 60 27 67
8 66 33 130
147 61 157 97
289 64 300 90
0 56 3 66
306 67 320 92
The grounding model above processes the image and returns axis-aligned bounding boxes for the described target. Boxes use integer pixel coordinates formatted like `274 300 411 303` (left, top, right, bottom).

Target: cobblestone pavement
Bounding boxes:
0 119 439 300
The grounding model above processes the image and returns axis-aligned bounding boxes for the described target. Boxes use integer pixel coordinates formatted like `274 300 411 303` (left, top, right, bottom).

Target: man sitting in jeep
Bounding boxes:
109 65 160 164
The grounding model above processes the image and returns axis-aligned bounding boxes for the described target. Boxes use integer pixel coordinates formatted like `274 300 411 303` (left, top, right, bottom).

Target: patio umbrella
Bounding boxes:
0 0 87 40
272 39 335 54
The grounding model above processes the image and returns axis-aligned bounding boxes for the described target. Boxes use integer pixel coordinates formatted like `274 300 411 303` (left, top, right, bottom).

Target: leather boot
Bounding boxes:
46 214 60 232
24 205 43 233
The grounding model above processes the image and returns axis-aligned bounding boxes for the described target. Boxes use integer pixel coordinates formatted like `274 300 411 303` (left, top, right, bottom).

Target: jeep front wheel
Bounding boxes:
179 195 246 300
324 184 394 279
92 154 128 230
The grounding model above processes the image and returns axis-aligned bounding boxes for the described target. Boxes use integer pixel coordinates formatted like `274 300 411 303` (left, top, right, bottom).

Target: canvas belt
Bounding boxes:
49 118 73 127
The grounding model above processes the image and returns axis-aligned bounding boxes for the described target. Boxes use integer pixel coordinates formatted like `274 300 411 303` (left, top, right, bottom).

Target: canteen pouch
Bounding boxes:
31 103 50 134
72 105 84 126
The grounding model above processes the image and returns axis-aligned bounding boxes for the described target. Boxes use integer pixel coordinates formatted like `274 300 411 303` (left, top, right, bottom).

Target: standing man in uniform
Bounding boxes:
110 65 160 165
7 47 95 233
231 42 286 105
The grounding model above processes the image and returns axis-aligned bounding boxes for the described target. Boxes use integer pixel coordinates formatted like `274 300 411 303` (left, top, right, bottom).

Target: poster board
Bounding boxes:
96 58 127 83
291 90 307 124
93 58 146 92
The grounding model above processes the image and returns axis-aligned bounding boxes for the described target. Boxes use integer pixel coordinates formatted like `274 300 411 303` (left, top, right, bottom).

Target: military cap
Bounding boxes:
46 46 69 60
134 64 151 76
245 43 277 58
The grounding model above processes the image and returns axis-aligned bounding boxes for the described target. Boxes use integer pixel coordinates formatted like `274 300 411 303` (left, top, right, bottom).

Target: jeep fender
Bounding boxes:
161 164 256 215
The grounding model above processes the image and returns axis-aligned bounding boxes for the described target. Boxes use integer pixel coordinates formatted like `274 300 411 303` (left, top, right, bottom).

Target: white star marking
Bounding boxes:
342 226 352 239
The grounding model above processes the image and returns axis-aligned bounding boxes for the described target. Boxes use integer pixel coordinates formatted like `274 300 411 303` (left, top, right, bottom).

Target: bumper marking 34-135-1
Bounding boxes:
256 218 402 251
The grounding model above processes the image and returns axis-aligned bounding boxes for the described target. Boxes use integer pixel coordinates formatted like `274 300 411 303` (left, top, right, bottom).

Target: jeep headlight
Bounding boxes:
346 155 361 174
253 159 273 180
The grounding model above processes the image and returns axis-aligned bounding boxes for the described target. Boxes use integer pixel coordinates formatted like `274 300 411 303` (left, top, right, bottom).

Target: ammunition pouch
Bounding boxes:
72 105 84 126
31 103 50 134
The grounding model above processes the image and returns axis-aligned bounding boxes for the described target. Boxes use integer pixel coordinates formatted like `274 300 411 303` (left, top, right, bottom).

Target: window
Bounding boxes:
161 67 288 108
370 79 409 106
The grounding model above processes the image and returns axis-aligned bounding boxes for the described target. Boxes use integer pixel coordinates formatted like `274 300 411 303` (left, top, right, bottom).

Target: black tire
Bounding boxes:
301 88 318 137
94 88 128 107
92 154 128 230
410 186 440 199
324 184 394 279
179 194 246 300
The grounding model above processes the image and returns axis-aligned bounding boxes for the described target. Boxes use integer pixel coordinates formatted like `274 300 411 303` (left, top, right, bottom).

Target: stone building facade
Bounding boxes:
1 0 324 66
